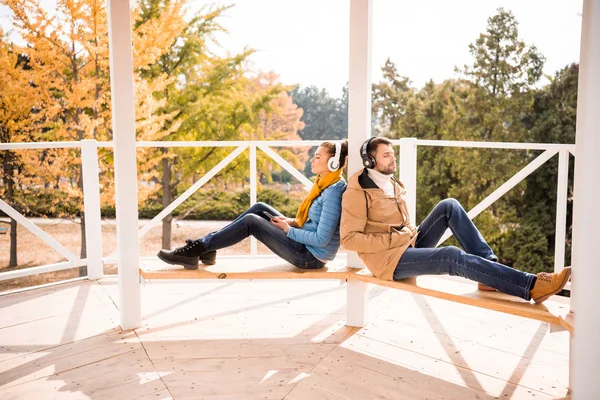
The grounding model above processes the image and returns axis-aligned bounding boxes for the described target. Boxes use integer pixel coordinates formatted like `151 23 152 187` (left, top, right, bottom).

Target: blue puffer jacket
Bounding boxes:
286 179 347 261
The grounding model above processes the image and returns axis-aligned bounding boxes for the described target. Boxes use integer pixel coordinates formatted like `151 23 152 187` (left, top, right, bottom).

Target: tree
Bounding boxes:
0 34 40 267
248 71 308 184
2 0 185 266
373 9 553 272
502 64 578 273
291 85 347 141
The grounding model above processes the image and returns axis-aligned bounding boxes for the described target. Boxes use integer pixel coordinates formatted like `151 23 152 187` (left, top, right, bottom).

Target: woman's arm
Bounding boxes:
286 185 344 247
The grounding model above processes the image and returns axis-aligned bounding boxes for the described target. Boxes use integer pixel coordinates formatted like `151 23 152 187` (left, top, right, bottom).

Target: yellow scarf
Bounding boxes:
295 169 343 228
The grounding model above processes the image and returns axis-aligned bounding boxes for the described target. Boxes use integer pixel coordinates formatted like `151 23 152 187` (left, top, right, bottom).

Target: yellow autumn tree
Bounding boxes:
0 32 48 267
247 71 308 184
1 0 188 262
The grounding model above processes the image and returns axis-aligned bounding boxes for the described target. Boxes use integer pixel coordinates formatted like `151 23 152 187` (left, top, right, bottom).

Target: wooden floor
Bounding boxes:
0 274 571 399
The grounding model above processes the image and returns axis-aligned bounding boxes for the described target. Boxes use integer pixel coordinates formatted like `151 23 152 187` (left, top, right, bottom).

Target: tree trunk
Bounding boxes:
9 218 17 267
161 153 173 250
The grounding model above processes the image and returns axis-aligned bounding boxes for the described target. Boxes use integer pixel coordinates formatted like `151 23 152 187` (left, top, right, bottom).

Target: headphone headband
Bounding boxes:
361 137 376 168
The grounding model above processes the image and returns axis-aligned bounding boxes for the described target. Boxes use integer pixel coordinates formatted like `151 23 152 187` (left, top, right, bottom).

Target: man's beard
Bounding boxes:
376 164 395 175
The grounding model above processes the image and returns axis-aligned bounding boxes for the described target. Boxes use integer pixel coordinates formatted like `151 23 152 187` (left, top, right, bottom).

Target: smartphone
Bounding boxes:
263 211 276 220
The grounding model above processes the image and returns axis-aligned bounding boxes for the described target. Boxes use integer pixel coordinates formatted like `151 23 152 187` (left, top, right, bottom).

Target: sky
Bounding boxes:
193 0 584 96
1 0 584 97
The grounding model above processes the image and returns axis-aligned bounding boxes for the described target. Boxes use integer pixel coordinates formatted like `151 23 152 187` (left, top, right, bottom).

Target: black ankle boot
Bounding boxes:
200 250 217 265
157 239 209 270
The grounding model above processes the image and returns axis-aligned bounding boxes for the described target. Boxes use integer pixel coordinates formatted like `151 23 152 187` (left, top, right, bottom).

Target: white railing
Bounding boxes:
395 138 575 276
0 138 574 290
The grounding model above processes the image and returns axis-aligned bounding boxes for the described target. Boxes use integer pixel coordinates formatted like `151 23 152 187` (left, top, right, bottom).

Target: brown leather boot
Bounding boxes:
530 267 572 303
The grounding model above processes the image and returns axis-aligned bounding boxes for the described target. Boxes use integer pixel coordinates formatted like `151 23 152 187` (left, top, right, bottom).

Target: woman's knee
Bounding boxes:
241 213 264 227
249 202 269 212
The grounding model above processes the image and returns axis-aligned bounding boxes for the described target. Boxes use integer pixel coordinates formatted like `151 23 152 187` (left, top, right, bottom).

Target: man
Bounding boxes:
340 137 571 303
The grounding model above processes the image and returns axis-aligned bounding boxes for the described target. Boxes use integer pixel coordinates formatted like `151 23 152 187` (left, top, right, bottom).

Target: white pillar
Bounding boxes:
346 0 373 327
81 140 103 280
107 0 141 330
250 145 257 255
554 150 569 275
572 1 600 398
399 138 417 220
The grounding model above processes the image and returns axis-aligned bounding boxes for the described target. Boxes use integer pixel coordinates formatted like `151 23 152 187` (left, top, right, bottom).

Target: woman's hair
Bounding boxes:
320 139 349 169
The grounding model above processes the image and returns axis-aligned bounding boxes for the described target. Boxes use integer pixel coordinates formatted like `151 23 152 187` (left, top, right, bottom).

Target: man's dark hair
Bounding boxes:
365 137 393 158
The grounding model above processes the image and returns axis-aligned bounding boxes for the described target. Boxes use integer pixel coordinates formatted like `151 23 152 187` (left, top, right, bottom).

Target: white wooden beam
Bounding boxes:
107 0 141 330
81 140 104 280
572 0 600 398
346 0 373 327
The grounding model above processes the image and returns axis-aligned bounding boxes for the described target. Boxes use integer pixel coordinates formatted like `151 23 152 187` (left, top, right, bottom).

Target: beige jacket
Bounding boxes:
340 169 418 281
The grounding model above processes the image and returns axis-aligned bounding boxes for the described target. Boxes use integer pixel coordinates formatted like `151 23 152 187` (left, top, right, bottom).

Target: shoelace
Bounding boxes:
537 272 553 282
174 239 196 254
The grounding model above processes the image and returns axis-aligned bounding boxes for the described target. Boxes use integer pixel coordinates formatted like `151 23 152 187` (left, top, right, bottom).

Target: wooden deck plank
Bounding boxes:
0 349 165 400
0 277 571 399
335 337 560 399
0 281 112 329
0 329 140 389
0 303 119 363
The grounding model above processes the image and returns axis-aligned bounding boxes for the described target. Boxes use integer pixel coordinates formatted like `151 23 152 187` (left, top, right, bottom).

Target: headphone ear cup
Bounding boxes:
328 157 339 172
368 155 376 168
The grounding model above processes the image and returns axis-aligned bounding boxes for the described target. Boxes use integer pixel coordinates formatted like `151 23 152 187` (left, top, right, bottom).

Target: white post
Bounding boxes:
554 150 569 274
107 0 141 330
346 0 373 327
572 0 600 398
399 138 417 220
250 145 258 255
81 140 103 280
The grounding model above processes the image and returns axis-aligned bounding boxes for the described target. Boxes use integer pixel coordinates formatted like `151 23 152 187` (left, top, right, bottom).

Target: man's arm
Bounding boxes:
340 188 415 253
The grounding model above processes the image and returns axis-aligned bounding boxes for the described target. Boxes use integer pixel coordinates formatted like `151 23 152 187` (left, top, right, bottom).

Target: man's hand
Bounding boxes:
271 217 292 233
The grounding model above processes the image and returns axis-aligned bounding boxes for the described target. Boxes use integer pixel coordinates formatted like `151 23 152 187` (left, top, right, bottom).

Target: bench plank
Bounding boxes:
139 257 354 281
352 269 571 328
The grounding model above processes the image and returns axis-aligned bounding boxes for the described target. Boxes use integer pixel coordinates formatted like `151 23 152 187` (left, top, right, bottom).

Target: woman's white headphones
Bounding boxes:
327 141 342 172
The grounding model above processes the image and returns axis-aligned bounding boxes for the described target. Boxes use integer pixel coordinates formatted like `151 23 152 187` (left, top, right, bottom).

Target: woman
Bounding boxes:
158 140 349 270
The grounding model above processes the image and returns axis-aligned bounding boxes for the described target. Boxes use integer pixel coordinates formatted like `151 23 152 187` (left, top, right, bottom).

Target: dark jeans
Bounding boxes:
393 199 536 300
198 202 325 270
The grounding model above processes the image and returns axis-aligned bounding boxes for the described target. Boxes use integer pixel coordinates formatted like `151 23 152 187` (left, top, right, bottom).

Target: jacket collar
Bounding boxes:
358 168 379 189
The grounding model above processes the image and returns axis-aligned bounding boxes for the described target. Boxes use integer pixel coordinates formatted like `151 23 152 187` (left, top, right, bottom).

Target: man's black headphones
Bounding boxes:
360 137 377 169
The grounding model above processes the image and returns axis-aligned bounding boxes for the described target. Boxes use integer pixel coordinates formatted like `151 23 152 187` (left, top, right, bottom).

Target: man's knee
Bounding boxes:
440 245 464 260
439 198 462 212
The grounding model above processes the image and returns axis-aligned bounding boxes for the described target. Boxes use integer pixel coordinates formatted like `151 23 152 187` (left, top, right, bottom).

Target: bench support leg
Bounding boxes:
346 280 369 327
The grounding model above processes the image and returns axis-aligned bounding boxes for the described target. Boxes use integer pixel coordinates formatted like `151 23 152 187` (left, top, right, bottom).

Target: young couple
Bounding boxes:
158 137 571 304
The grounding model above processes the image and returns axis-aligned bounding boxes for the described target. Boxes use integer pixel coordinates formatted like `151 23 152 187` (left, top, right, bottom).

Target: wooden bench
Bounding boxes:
140 256 573 333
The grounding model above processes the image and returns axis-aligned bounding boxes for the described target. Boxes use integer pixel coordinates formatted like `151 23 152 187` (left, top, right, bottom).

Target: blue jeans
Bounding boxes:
393 199 536 300
198 202 325 270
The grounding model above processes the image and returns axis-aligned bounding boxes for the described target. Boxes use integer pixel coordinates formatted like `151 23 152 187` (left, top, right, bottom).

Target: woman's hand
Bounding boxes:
271 217 292 233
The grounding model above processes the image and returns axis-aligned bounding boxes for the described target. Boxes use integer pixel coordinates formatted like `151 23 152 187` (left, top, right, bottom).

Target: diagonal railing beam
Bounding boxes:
137 145 249 240
0 199 78 261
258 145 313 190
437 149 558 246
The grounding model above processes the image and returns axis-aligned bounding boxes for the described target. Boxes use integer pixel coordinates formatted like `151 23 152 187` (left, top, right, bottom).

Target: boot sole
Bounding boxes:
200 251 217 266
533 268 572 303
157 252 199 270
